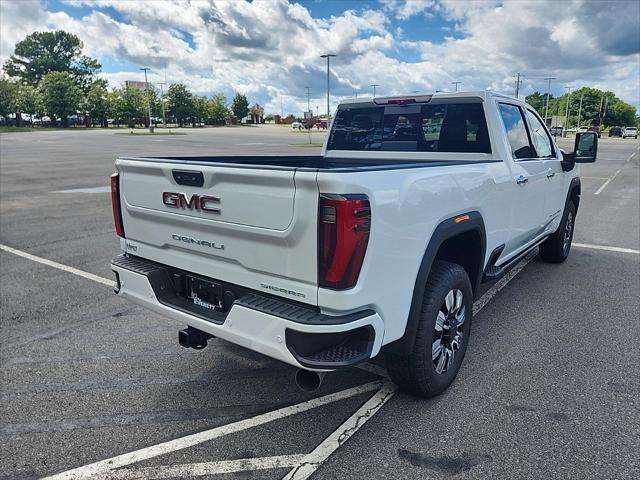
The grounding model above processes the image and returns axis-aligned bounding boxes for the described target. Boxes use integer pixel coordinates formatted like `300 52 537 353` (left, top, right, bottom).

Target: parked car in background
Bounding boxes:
550 126 563 136
291 121 304 130
577 126 589 133
608 127 622 137
622 127 638 139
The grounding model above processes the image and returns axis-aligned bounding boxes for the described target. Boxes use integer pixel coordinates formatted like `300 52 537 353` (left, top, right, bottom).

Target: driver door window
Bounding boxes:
526 110 554 158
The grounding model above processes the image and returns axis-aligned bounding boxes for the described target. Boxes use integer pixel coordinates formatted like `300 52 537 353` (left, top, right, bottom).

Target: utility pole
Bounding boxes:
304 86 311 114
320 54 336 124
451 81 462 92
140 67 152 132
280 95 284 118
564 86 572 135
515 73 521 98
543 77 556 126
602 95 609 127
576 92 584 128
370 84 379 97
158 82 167 129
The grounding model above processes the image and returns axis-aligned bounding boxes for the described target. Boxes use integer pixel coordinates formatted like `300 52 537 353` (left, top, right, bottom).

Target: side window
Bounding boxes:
419 103 491 153
327 107 383 150
498 103 533 159
526 110 553 157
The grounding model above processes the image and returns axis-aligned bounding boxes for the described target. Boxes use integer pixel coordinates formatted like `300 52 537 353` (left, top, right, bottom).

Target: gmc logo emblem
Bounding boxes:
162 192 221 214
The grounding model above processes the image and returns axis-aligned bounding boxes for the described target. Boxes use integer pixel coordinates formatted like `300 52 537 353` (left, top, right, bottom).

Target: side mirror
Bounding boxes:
574 132 598 163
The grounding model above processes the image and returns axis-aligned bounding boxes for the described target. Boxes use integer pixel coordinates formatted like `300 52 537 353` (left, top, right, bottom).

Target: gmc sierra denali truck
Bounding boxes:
110 92 598 397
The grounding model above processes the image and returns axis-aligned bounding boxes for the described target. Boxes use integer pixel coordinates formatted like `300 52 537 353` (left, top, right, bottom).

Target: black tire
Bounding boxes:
539 201 576 263
385 261 473 398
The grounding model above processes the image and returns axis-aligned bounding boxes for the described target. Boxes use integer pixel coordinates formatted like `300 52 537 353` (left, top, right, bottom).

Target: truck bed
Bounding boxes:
119 155 463 171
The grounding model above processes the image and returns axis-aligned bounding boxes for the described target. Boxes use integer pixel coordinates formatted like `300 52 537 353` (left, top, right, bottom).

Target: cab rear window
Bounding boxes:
327 102 491 153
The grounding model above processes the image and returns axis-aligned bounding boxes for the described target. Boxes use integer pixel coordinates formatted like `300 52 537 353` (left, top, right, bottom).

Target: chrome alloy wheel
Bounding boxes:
432 289 466 375
563 210 574 255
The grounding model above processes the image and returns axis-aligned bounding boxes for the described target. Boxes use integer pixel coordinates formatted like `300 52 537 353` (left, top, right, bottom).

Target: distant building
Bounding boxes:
125 80 148 91
545 115 566 128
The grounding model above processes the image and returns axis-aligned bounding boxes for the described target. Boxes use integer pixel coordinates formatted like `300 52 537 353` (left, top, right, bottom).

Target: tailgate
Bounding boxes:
116 158 319 305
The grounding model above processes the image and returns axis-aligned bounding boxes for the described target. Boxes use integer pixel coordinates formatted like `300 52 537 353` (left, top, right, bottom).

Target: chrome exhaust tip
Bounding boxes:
295 369 326 392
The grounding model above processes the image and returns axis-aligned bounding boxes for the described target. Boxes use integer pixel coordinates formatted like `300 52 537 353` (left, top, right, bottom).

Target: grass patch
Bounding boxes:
289 142 324 147
0 126 42 132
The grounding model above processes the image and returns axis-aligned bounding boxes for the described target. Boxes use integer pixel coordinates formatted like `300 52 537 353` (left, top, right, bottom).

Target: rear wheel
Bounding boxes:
385 261 473 398
539 201 576 263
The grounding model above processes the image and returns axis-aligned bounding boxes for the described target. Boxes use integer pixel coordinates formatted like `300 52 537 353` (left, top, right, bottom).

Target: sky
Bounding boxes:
1 0 639 116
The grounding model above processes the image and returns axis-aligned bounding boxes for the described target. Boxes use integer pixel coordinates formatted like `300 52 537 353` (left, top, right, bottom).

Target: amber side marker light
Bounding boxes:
454 214 470 224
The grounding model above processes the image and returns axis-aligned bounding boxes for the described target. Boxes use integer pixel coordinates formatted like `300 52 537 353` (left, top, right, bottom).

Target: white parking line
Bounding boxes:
594 168 622 195
102 455 306 479
282 382 398 480
42 381 382 480
573 242 640 255
54 186 111 194
0 244 113 287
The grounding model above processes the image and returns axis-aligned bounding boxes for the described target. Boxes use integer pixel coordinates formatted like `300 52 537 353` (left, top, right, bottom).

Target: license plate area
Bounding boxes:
186 276 224 313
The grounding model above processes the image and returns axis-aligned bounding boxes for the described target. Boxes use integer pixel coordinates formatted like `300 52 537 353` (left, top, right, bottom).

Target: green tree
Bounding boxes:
38 71 82 126
107 90 123 126
14 84 42 126
550 87 637 129
0 79 17 119
231 93 249 120
192 95 209 126
167 83 193 127
117 86 146 127
607 100 636 127
525 91 553 116
208 94 228 124
4 31 101 89
84 83 110 127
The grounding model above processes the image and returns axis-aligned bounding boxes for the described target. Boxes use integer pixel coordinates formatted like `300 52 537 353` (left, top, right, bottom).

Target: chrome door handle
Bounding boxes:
515 175 528 184
546 169 556 178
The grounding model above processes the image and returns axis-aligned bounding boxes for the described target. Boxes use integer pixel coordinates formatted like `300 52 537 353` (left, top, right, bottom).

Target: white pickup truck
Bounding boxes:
110 92 598 397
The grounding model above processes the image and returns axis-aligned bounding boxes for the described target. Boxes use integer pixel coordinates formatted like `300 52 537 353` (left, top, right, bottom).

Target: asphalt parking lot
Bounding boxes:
1 126 638 480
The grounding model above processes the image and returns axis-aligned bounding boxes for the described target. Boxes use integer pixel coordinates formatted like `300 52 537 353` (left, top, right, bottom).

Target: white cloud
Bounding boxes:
0 0 638 115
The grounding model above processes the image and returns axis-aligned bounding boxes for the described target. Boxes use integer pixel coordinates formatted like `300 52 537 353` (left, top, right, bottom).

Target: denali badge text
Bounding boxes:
163 192 220 214
172 234 224 250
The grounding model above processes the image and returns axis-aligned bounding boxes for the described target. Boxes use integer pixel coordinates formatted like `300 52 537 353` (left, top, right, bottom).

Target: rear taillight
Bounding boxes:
318 194 371 289
110 172 125 238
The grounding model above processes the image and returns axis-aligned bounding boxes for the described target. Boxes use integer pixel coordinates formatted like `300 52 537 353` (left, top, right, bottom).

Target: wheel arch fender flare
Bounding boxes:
567 177 581 212
384 211 486 355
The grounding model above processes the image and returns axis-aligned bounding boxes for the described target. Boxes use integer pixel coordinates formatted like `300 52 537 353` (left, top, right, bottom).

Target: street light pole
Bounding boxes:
158 82 167 129
564 86 572 135
320 54 336 124
307 88 312 113
370 84 379 97
140 67 152 132
577 92 584 129
451 81 461 92
543 77 556 125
